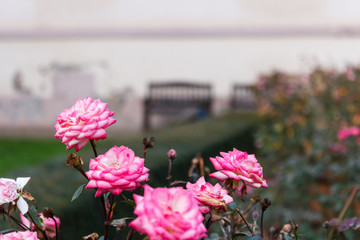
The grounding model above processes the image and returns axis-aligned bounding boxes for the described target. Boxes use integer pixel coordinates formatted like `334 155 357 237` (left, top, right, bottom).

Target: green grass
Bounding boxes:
0 139 68 175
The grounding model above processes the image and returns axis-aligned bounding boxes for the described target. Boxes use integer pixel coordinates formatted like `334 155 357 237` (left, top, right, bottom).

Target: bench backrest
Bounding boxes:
231 84 257 110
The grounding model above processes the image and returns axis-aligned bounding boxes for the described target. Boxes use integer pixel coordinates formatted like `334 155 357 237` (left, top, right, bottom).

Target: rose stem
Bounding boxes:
26 212 49 240
235 208 254 236
51 216 59 240
167 158 174 187
327 186 359 240
3 210 30 231
90 139 109 240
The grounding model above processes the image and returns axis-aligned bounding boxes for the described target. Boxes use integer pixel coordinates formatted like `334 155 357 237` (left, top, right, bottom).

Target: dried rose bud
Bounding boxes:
167 149 177 160
143 137 155 149
66 153 83 167
42 207 55 218
261 198 271 211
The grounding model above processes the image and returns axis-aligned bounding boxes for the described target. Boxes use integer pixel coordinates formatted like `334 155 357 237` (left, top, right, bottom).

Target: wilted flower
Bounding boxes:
20 213 60 239
86 146 149 197
129 185 207 240
209 148 267 191
186 176 233 214
54 97 116 152
0 230 38 240
0 177 30 215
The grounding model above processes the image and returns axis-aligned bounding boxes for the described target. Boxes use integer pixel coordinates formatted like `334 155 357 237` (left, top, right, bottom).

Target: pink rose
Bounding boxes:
337 126 360 140
20 213 60 239
129 185 207 240
0 177 30 215
186 176 233 214
0 231 38 240
54 97 116 152
86 146 149 197
209 148 268 190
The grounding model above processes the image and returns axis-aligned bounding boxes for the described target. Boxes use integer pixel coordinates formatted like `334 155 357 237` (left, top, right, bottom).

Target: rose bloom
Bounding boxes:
186 176 233 214
0 177 30 215
0 231 38 240
129 185 207 240
209 148 267 191
337 126 360 140
20 213 60 239
54 97 116 152
86 145 149 197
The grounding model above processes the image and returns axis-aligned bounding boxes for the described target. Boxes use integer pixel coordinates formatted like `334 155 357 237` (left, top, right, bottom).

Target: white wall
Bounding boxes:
1 36 360 98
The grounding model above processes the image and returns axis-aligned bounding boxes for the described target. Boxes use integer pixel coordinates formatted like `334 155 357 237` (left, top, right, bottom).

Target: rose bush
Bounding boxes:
2 96 325 240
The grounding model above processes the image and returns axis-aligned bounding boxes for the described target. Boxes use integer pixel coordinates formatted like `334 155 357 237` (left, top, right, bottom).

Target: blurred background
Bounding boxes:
1 0 360 239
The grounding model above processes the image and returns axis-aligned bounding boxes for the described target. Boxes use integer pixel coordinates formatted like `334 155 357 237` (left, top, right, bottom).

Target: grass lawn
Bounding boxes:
0 139 68 175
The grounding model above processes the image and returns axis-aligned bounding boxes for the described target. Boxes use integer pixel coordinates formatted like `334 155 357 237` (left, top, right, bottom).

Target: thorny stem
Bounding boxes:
327 186 359 240
90 139 109 240
51 216 59 240
26 212 49 240
236 208 254 236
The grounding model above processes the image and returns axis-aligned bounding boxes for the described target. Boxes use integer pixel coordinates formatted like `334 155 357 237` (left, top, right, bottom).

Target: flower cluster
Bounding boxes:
0 96 271 240
54 97 116 152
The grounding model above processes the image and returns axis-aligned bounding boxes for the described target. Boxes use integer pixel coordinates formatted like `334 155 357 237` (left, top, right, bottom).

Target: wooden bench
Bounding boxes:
143 82 212 130
230 84 257 111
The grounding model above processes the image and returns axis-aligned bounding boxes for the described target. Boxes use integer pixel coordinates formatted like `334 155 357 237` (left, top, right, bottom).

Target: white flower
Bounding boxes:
0 177 30 215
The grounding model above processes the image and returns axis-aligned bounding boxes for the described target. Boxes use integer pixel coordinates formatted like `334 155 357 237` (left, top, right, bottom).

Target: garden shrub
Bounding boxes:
254 68 360 236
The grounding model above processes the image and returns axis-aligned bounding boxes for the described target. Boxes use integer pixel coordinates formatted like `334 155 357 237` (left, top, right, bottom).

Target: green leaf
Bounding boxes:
221 217 231 225
244 235 261 240
285 236 295 240
98 236 104 240
228 202 237 210
30 205 38 214
71 184 86 202
232 232 250 239
28 209 42 227
123 199 136 208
